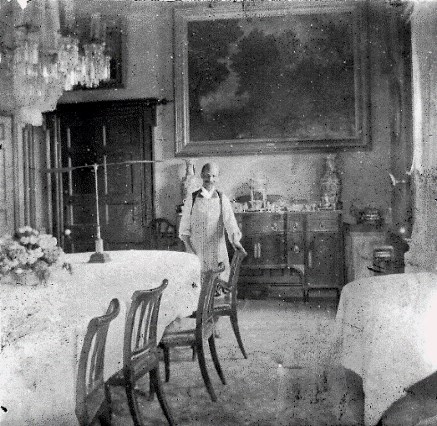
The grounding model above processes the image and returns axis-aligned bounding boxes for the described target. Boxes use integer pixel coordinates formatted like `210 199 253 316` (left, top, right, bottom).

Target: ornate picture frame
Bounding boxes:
174 2 370 156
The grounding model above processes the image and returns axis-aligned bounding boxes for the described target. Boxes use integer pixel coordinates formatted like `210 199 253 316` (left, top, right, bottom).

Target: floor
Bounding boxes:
110 297 437 426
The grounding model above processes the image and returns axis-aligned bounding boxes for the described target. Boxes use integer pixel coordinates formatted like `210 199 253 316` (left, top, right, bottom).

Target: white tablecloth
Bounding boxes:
335 272 437 426
0 250 201 426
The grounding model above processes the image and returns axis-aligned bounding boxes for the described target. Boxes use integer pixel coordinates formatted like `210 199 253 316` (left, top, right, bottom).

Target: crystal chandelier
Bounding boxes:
0 0 112 124
76 41 111 89
10 17 112 91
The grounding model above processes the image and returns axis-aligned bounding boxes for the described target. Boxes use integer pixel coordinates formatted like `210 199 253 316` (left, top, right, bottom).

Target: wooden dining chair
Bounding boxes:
214 248 248 359
158 264 226 402
107 280 175 426
75 298 120 426
147 218 180 251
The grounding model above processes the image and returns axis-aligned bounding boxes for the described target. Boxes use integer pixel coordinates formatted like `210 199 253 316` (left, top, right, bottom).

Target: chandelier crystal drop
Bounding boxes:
0 1 113 124
9 29 112 93
0 0 118 125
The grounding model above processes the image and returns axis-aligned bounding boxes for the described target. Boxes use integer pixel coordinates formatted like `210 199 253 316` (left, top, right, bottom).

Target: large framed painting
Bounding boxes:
174 2 370 156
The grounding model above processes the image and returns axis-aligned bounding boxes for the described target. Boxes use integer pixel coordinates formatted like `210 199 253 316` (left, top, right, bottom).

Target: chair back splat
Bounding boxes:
159 264 225 402
197 269 221 341
76 298 120 426
214 248 248 358
124 284 163 379
121 279 175 426
228 248 247 308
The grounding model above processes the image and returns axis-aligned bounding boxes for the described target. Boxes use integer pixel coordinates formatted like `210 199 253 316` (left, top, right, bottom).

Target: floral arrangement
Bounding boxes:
0 226 70 283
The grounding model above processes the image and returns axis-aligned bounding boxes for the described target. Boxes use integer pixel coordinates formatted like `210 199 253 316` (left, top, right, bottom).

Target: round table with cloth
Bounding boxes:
0 250 201 426
335 272 437 426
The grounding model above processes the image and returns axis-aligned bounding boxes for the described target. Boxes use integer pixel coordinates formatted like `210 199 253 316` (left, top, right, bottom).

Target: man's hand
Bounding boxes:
232 238 245 253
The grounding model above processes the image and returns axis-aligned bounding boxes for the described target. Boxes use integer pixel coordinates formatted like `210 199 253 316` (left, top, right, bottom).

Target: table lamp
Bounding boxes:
89 163 111 263
48 158 168 261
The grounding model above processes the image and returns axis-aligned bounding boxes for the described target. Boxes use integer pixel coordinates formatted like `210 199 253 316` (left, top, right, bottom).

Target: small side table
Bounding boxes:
344 224 386 283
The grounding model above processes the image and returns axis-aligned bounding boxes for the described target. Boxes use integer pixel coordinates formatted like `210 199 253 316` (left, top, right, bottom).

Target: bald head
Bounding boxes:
201 162 220 191
201 162 220 176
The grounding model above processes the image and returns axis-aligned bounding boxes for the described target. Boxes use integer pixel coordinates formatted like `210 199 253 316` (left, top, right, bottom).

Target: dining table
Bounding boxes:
0 250 201 426
335 272 437 426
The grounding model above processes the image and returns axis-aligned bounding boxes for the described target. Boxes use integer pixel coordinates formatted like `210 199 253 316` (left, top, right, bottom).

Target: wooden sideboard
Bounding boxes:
235 211 344 301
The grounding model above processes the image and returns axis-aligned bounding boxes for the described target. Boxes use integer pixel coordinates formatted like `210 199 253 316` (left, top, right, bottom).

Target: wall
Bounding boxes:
404 3 437 272
59 1 393 226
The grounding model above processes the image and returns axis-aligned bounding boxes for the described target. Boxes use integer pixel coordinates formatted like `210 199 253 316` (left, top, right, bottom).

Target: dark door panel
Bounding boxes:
47 100 155 252
306 232 342 288
287 232 304 266
243 234 287 268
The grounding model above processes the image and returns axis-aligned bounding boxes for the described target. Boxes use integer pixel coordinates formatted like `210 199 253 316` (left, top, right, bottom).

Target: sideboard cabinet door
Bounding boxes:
243 234 287 268
287 231 305 267
306 231 343 289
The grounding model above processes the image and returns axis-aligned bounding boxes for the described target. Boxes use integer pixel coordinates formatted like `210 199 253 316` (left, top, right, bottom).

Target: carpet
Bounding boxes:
110 299 368 425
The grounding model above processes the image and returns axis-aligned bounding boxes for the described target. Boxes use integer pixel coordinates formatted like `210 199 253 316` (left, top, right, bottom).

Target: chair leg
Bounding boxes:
125 381 143 426
98 407 112 426
162 346 170 382
150 367 175 426
196 338 217 402
148 371 155 401
100 384 112 425
192 344 196 361
208 335 226 385
230 312 248 359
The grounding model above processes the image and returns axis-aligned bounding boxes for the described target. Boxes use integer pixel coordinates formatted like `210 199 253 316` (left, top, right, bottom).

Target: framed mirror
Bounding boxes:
174 2 370 156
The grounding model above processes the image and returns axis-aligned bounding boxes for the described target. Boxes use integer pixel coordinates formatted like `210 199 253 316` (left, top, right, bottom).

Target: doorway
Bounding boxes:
45 100 156 252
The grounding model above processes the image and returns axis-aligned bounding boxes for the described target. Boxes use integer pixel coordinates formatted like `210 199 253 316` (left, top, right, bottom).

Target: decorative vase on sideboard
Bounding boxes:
320 154 341 210
178 159 199 213
181 159 197 201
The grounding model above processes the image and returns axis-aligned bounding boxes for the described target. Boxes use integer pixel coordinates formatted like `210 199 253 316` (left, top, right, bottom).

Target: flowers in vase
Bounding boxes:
0 226 70 283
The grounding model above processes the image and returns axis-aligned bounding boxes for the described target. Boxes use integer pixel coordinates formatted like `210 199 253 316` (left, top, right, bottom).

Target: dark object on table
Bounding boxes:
159 264 226 402
89 251 112 263
214 248 248 359
368 229 409 275
369 246 395 275
75 298 120 426
108 280 175 426
386 229 410 273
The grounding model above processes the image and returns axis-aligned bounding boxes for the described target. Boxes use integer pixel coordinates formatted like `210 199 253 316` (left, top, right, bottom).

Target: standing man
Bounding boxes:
179 162 244 281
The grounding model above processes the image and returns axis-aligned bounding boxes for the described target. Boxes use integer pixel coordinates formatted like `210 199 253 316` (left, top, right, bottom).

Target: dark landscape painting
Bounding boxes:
187 12 357 143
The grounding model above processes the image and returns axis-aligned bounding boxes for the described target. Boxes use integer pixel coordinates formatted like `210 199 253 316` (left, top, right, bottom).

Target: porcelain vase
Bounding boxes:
320 154 341 210
181 159 198 202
